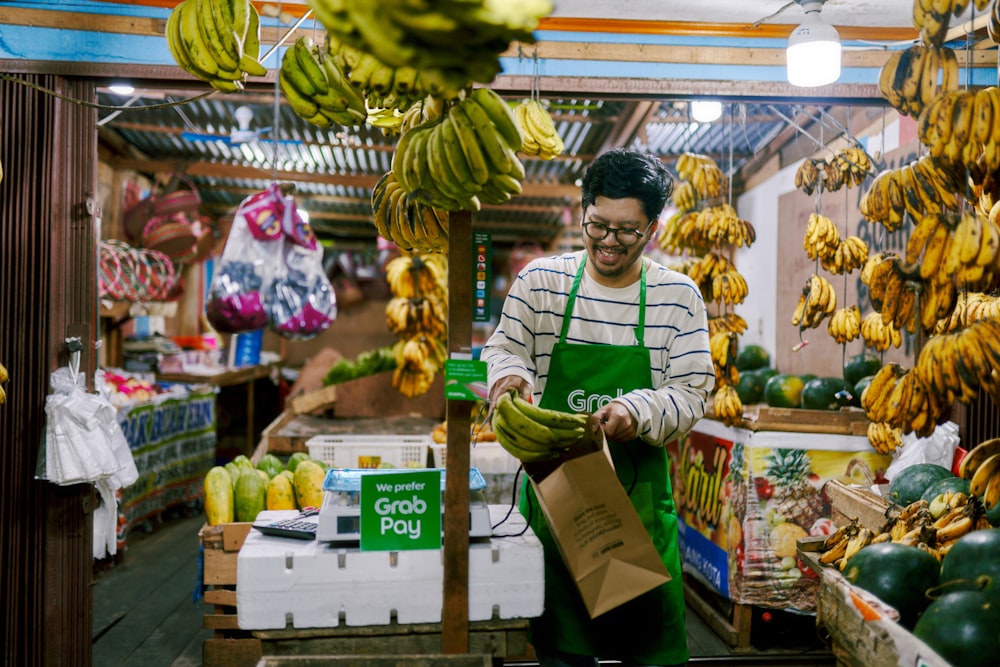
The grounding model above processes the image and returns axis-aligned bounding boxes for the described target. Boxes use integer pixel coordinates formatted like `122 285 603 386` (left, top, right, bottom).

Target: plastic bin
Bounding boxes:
306 434 432 469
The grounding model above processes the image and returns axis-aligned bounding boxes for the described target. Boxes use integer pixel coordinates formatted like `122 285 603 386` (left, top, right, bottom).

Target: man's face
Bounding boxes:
582 196 655 286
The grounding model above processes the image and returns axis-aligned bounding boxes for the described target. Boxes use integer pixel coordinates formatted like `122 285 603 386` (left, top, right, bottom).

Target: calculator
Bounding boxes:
252 508 319 540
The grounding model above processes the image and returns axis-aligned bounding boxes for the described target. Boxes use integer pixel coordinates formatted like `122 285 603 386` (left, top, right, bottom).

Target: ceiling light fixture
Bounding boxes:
786 0 841 88
107 83 135 95
691 100 723 123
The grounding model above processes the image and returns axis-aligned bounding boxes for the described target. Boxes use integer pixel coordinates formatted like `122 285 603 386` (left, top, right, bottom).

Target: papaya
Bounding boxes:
844 352 882 386
224 462 242 488
913 590 1000 667
763 373 805 408
735 344 770 371
204 466 234 526
266 474 298 511
888 463 955 506
939 528 1000 597
287 452 311 472
256 453 284 479
800 377 855 411
293 460 326 509
234 469 267 522
843 542 941 629
232 455 254 469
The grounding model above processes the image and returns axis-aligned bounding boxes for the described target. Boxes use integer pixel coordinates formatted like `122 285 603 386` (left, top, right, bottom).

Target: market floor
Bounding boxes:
92 510 835 667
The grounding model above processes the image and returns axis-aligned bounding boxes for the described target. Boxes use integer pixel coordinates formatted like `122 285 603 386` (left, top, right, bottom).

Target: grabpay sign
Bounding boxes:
360 469 442 551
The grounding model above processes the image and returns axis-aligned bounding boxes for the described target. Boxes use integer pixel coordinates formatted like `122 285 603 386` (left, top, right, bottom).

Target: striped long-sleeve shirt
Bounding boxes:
481 251 715 446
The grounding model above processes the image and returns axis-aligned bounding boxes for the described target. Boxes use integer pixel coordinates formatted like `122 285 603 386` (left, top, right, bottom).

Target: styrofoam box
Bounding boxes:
237 505 543 630
306 434 432 469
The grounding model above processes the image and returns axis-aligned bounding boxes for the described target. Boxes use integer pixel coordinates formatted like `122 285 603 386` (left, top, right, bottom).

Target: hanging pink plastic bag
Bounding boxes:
265 194 337 339
204 185 285 333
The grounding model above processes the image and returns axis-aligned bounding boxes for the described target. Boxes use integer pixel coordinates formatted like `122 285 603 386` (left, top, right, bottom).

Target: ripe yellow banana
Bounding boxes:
970 452 1000 497
958 437 1000 479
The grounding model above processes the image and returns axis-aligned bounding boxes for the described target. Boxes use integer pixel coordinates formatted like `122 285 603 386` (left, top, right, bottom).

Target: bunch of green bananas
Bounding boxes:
307 0 550 89
491 390 588 463
878 43 958 118
514 99 564 160
328 36 465 111
914 0 992 48
371 170 449 253
165 0 267 93
791 274 837 330
279 37 367 128
392 88 525 212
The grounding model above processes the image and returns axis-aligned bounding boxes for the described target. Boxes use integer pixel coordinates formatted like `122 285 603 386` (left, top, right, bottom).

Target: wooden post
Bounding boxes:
442 210 473 654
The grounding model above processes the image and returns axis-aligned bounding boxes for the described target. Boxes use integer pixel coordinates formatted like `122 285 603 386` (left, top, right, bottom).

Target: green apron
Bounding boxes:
521 258 689 665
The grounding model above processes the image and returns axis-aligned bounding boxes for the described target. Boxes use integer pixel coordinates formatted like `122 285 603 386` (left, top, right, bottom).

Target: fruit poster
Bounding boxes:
668 417 892 611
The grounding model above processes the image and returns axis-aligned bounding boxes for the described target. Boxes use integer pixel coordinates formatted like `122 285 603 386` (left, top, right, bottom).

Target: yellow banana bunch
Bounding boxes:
712 385 744 428
675 152 719 183
384 294 447 339
917 279 958 335
860 310 903 352
710 268 749 305
514 99 564 160
398 96 445 135
689 162 726 200
860 156 963 233
491 389 588 463
794 158 824 196
827 305 862 344
918 87 1000 171
916 319 1000 410
278 37 368 128
308 0 550 92
701 204 757 248
392 89 525 211
821 235 870 275
830 146 875 189
937 291 1000 333
913 0 991 49
707 313 748 337
862 252 921 334
709 330 738 373
165 0 267 93
803 212 841 261
860 364 937 437
0 362 8 406
384 252 448 301
671 181 699 212
791 274 836 329
684 251 731 288
958 437 1000 512
878 43 958 118
371 171 449 253
867 421 903 455
990 0 1000 43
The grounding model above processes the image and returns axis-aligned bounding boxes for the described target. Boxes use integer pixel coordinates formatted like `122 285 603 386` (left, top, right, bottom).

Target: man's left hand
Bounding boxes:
592 400 637 442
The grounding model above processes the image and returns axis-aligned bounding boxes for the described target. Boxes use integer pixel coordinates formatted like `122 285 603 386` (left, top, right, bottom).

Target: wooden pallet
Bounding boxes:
200 521 261 667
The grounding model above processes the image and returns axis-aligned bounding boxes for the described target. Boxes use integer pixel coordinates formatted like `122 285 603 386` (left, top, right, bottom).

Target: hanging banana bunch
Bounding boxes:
279 37 368 127
371 171 449 253
514 99 564 160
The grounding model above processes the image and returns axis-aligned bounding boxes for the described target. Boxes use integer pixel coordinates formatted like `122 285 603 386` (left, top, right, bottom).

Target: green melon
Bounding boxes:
888 463 956 506
939 528 1000 597
844 352 882 386
256 453 284 479
843 542 941 629
756 367 779 382
735 370 767 404
736 344 770 371
801 377 855 411
763 374 805 408
234 469 267 522
286 452 311 472
913 590 1000 667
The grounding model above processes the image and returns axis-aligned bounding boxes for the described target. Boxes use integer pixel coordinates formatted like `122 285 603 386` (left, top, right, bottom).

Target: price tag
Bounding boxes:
360 469 442 551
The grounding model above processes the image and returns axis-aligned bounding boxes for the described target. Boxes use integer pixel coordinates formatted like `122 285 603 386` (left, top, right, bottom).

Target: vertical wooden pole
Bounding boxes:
441 211 473 653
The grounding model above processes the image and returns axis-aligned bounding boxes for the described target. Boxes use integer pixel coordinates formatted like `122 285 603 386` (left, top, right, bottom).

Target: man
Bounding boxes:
481 148 715 667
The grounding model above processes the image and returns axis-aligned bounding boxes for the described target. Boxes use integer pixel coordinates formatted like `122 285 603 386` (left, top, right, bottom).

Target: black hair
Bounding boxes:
580 148 674 222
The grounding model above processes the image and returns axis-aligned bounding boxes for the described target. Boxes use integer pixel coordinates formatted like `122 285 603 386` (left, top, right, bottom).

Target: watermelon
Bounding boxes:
756 367 779 382
888 463 956 506
853 375 874 407
939 529 1000 597
800 377 855 411
234 469 267 522
913 590 1000 667
844 352 882 386
763 374 805 408
736 344 770 371
920 475 970 503
843 542 941 629
735 370 766 404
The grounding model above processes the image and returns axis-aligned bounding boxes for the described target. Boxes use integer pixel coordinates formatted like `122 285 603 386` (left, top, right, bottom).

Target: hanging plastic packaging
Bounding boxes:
204 185 286 333
265 193 337 339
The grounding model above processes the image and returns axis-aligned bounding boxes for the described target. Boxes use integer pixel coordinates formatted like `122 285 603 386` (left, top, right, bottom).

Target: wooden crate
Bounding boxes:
824 480 895 533
682 575 754 652
797 548 950 667
199 521 261 667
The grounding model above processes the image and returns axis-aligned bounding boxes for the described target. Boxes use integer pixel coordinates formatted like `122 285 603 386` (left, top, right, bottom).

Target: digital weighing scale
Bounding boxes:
315 467 493 543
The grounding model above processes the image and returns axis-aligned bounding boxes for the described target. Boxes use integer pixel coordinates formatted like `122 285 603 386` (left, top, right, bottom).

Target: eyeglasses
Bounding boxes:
582 220 652 247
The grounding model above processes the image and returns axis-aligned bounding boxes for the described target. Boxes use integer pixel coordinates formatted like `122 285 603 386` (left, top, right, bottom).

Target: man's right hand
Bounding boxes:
487 376 532 416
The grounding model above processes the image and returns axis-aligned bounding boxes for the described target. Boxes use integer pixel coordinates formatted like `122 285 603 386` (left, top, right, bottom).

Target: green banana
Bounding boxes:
294 37 329 96
178 0 220 77
460 98 515 175
279 71 320 119
510 390 589 430
280 45 317 97
195 0 238 71
448 103 491 186
492 411 559 463
239 4 268 77
495 392 575 451
470 87 523 152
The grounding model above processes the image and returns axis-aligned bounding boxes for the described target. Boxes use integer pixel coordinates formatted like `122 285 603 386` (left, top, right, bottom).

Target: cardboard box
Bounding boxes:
666 417 892 612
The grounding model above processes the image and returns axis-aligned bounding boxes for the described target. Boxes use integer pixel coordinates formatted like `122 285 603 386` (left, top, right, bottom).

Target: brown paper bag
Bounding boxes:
526 440 671 618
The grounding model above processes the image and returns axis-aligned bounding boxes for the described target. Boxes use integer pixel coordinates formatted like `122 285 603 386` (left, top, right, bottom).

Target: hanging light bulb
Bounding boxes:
786 0 842 88
691 100 723 123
